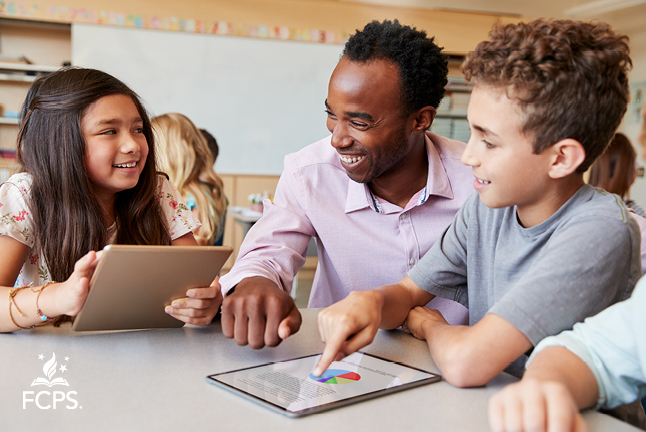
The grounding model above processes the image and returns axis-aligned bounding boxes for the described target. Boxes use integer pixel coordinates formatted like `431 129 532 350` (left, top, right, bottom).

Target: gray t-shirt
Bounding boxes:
408 185 642 376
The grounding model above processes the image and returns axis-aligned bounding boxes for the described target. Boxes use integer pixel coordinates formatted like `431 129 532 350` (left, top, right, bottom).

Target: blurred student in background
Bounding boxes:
589 132 646 273
153 113 227 246
589 132 644 216
200 128 219 164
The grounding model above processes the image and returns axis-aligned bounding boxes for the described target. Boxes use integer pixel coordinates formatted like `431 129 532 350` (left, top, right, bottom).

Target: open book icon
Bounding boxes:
31 353 69 387
31 376 69 387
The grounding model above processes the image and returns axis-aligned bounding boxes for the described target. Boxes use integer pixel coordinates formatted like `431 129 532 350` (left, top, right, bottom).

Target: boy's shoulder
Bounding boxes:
468 184 633 229
558 185 633 227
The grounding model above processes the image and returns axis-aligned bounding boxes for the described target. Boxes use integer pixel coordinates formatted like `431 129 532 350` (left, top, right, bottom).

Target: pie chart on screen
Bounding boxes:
309 369 361 384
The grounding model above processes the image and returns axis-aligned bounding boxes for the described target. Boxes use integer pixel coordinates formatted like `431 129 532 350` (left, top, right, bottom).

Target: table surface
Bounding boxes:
1 309 639 432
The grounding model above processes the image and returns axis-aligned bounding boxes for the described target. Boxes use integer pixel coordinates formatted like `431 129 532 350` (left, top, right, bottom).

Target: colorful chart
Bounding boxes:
309 369 361 384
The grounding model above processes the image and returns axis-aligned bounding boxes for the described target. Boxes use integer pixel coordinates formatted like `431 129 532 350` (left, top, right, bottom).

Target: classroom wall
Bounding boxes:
1 0 519 53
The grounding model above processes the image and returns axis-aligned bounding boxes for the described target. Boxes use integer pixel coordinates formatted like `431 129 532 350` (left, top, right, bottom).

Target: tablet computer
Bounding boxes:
72 245 232 331
206 351 441 417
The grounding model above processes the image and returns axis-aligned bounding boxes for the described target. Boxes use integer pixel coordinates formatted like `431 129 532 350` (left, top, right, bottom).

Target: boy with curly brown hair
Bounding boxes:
314 18 641 394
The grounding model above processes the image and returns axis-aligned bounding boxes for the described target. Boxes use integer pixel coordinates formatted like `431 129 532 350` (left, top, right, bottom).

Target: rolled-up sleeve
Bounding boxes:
219 155 316 295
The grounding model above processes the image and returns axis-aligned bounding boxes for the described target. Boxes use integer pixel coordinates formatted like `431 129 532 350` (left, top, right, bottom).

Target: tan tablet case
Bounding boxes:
72 245 232 331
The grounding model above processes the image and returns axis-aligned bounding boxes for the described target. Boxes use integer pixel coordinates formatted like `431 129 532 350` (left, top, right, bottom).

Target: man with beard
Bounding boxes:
219 19 474 348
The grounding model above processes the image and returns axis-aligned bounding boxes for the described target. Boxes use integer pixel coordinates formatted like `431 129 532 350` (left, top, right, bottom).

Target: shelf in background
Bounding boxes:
0 72 38 82
0 62 60 73
0 118 19 125
436 111 468 119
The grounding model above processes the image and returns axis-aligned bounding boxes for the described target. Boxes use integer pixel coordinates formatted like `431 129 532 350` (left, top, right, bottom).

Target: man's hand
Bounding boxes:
220 276 301 349
313 290 384 376
489 378 588 432
402 306 449 341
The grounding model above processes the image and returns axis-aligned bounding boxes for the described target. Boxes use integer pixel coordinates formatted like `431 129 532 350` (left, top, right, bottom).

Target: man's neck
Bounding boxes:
368 137 428 209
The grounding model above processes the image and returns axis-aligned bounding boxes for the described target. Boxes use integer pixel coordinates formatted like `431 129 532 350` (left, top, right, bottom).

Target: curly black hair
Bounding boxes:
343 19 448 115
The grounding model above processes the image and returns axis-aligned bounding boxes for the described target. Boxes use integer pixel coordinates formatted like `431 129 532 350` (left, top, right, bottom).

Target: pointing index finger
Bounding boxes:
313 330 348 377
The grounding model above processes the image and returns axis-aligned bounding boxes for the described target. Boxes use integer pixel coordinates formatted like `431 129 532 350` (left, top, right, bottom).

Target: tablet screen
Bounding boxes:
207 352 441 416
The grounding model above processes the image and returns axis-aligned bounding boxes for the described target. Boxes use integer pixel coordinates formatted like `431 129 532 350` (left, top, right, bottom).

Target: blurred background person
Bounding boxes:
589 132 644 216
153 113 227 246
589 132 646 273
200 128 219 164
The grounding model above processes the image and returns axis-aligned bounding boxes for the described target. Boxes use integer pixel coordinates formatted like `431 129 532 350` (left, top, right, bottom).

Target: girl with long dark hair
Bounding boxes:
0 68 221 332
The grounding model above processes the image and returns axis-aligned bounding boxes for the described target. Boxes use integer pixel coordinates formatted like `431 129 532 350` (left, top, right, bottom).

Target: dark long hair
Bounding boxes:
589 132 636 199
17 67 171 283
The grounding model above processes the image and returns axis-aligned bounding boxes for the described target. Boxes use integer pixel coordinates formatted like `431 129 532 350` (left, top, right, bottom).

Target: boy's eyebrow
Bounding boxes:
471 123 500 138
325 99 374 122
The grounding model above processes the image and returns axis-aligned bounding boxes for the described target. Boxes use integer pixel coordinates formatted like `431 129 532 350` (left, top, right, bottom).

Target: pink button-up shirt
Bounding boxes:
220 132 475 325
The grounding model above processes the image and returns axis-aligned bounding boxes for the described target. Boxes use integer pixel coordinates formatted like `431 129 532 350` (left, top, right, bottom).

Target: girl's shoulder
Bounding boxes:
0 172 33 201
154 174 180 197
0 172 36 247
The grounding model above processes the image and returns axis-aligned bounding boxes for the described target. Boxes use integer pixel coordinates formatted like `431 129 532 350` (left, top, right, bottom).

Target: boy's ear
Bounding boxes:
411 106 436 133
548 138 586 179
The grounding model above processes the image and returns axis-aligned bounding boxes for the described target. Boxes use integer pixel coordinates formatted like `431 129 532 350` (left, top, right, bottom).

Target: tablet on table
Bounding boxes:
207 351 441 417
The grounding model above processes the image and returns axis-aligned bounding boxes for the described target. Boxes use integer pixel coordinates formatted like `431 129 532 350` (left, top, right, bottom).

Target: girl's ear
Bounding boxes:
411 106 436 134
548 138 586 179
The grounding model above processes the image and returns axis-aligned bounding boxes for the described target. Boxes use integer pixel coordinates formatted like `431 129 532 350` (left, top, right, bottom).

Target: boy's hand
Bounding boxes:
165 276 222 326
313 290 383 376
489 378 588 432
53 250 102 317
402 306 448 341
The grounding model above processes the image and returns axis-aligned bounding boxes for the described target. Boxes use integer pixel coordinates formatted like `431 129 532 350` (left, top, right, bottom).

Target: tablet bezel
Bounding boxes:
72 245 232 331
206 352 442 417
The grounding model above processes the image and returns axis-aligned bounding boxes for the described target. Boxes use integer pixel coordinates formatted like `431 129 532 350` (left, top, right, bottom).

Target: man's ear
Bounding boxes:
548 138 586 179
411 106 436 134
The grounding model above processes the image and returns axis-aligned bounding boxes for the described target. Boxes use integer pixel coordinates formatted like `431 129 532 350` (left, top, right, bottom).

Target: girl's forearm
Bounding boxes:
0 283 62 332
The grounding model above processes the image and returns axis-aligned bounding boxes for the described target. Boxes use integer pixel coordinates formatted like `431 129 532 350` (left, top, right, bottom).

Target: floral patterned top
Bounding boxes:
0 173 200 287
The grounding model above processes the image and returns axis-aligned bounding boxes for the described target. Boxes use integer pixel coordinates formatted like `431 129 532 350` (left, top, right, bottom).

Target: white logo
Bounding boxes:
31 353 69 387
23 352 81 410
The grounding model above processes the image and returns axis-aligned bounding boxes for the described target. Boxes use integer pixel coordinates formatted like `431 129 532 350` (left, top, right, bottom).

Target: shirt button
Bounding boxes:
409 258 415 265
401 213 407 220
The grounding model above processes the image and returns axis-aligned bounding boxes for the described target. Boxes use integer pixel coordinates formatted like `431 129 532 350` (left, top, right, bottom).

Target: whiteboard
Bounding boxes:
72 24 343 175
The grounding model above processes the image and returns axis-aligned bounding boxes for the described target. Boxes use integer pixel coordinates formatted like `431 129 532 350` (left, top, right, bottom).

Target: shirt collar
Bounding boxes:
345 133 455 214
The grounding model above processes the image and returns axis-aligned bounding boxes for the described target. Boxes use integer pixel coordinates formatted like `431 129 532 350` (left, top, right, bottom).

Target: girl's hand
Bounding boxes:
52 251 102 317
165 276 222 326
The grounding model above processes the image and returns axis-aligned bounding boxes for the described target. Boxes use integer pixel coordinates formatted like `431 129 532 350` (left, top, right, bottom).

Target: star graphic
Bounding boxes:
38 354 44 360
65 357 70 361
60 365 67 373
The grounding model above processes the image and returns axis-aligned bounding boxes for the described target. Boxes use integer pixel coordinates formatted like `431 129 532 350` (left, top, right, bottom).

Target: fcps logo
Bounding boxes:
22 352 81 410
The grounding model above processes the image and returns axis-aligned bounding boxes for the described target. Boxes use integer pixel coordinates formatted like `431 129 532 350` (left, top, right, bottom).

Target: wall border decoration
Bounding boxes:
0 1 349 44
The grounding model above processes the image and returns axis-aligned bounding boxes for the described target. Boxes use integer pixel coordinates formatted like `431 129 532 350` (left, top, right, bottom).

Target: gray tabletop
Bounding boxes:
1 309 638 432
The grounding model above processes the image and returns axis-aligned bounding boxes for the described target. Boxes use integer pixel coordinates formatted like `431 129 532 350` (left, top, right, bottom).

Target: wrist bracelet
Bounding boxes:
31 281 58 322
7 281 59 330
8 285 32 329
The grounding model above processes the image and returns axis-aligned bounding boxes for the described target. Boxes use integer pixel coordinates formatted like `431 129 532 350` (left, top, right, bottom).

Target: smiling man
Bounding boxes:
219 20 474 349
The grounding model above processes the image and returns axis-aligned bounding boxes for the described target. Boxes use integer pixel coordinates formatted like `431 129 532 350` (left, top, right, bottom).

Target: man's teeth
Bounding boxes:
341 155 364 164
114 162 136 168
477 178 491 184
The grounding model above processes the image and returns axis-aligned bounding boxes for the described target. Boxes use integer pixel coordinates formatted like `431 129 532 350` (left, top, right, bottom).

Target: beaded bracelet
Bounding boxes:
8 281 58 329
32 281 58 322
